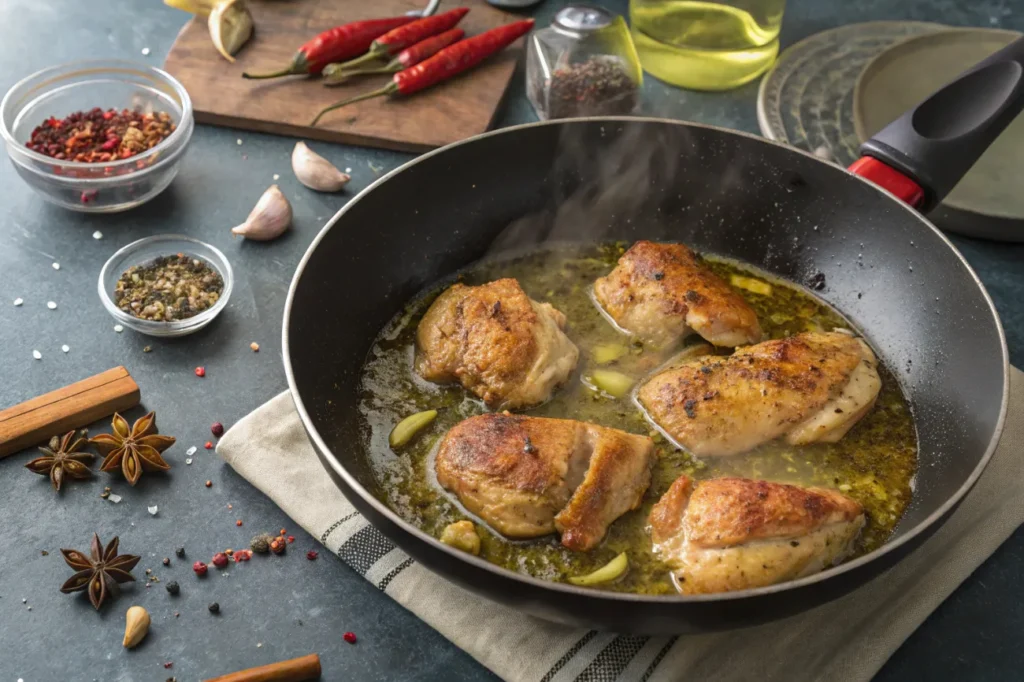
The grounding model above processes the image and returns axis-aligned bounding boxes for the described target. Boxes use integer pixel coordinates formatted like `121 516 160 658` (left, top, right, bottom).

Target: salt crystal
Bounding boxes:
62 345 70 353
108 494 122 503
148 505 159 515
345 167 352 173
93 231 103 240
13 298 23 306
237 139 243 145
32 350 41 360
47 301 57 310
186 458 193 465
273 174 280 180
186 446 197 456
257 643 263 648
52 262 60 270
142 47 151 56
114 325 124 333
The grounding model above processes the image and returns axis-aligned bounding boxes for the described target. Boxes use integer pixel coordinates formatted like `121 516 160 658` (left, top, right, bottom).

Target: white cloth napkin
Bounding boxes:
217 367 1024 682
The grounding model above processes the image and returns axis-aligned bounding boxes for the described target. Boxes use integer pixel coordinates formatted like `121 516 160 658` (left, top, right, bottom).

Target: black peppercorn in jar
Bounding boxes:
526 6 643 120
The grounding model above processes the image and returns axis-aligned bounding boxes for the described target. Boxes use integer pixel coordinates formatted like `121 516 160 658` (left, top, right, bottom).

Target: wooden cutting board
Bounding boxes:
164 0 521 152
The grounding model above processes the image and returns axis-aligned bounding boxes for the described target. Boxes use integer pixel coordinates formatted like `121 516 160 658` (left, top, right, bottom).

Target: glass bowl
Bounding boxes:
98 235 233 338
0 60 193 213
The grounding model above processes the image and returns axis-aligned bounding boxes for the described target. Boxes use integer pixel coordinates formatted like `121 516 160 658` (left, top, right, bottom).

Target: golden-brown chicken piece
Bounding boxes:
637 331 881 457
435 413 654 551
593 241 761 348
649 476 865 594
416 279 580 410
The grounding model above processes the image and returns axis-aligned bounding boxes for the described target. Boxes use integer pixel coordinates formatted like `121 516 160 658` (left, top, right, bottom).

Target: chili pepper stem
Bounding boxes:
324 64 399 85
311 83 398 126
242 65 303 79
336 49 388 72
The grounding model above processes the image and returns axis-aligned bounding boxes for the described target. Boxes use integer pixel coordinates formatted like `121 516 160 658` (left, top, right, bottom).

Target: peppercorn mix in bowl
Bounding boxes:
0 60 193 213
99 235 233 337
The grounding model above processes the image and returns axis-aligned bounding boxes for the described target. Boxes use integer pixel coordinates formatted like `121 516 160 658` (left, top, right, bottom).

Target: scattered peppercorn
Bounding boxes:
162 557 171 566
287 535 295 544
306 550 318 561
193 561 208 576
211 422 224 437
195 367 206 377
41 550 49 556
175 547 186 558
280 529 287 535
236 520 243 527
343 631 357 644
166 581 180 595
233 549 252 562
270 538 286 555
26 107 175 163
145 568 152 575
143 346 152 353
208 602 220 614
204 441 213 449
164 661 174 669
212 552 229 568
250 534 273 553
205 480 213 488
224 548 234 556
250 342 260 352
100 487 111 499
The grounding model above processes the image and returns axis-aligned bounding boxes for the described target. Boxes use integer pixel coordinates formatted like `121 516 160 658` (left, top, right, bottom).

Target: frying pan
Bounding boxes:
283 39 1021 633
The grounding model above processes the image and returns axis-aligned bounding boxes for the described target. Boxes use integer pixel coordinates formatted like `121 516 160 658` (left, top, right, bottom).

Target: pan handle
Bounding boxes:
850 35 1024 212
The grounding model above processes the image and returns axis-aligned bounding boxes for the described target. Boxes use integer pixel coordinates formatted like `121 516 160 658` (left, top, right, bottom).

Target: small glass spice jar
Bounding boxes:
526 6 643 121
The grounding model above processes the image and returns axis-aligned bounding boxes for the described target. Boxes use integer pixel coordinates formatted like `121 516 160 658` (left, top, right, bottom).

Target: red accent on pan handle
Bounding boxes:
848 157 925 208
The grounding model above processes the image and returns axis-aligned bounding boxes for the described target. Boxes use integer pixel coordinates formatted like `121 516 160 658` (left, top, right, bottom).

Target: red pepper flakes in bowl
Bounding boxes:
26 108 175 163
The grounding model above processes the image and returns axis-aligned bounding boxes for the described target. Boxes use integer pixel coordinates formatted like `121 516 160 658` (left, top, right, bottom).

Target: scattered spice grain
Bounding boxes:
208 602 220 614
211 422 225 437
175 547 186 558
166 581 180 595
212 552 229 568
343 631 357 644
195 367 206 377
193 561 208 576
307 550 318 560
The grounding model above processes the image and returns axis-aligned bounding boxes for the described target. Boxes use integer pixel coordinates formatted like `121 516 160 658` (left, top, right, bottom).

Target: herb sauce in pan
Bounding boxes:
357 243 918 594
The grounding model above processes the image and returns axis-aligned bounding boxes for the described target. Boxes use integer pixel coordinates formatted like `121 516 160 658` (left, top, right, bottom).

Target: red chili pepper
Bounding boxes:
322 28 466 84
329 8 470 74
312 19 534 125
243 16 418 79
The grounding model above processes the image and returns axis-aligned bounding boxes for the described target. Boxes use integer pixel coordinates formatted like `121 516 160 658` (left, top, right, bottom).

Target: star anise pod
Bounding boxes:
60 533 140 610
90 412 174 486
25 430 95 491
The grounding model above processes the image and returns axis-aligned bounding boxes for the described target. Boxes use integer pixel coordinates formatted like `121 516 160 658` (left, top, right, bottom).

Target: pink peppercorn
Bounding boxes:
204 441 213 449
233 550 252 562
195 366 205 377
306 550 318 561
211 422 224 437
343 632 357 644
212 552 229 568
193 561 208 576
287 535 295 544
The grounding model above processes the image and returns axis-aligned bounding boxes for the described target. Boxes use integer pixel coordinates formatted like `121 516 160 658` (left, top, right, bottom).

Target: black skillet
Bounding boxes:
282 39 1022 633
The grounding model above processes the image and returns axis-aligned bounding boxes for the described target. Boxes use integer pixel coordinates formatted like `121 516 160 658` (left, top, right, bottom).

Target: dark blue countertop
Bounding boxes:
1 1 1021 680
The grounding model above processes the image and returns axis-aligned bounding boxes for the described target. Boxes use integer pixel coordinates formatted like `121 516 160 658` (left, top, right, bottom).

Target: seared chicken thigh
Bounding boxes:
593 241 762 348
435 413 654 551
416 279 580 410
649 476 865 594
637 331 881 457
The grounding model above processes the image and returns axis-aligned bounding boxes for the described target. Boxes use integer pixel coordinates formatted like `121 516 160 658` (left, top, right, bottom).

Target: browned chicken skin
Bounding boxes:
416 279 580 410
434 413 654 551
637 331 881 457
649 476 865 594
593 241 762 348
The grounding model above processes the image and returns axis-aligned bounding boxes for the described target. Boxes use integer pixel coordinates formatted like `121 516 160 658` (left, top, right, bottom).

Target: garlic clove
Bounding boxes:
209 0 254 63
232 185 292 241
123 605 151 649
291 142 351 192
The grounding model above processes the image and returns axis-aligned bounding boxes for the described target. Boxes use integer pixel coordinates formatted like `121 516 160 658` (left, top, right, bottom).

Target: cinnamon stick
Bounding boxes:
0 366 140 459
203 654 321 682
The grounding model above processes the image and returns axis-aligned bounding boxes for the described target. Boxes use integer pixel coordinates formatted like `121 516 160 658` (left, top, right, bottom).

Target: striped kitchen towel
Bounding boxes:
217 367 1024 682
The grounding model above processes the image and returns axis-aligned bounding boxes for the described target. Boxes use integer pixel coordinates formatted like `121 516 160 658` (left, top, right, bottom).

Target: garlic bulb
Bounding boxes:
209 0 253 63
232 185 292 241
123 605 151 649
292 142 350 192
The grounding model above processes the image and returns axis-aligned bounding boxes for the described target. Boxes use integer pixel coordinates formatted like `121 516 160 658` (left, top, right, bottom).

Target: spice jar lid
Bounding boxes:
554 5 613 33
